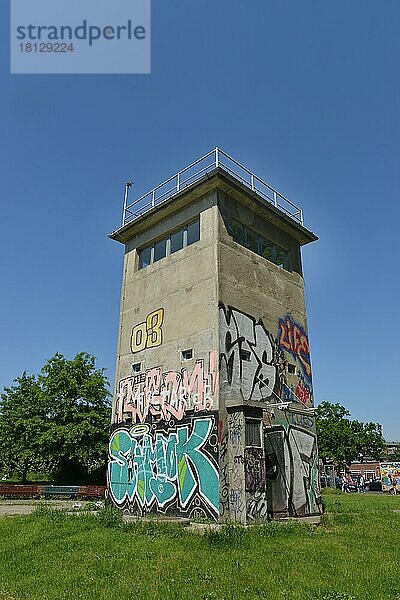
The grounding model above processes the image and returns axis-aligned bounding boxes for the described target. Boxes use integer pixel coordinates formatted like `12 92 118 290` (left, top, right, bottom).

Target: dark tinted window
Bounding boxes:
187 220 200 246
240 349 251 362
245 420 261 447
246 229 258 254
258 238 273 261
170 229 184 254
275 246 289 270
139 246 151 269
231 220 290 272
232 220 246 246
154 238 167 262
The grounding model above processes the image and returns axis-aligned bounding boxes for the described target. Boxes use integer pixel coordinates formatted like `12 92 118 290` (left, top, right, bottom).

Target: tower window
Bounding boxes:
231 219 290 271
170 229 184 253
245 420 261 447
138 246 152 269
132 362 141 373
154 238 167 262
181 349 193 360
187 220 200 246
288 363 296 374
138 218 200 270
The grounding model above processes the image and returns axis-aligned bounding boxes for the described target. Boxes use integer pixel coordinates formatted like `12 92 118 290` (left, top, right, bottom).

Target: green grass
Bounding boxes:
0 493 399 600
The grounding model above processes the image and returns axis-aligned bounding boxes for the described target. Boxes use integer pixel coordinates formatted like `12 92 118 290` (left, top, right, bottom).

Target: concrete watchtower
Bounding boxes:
108 149 321 523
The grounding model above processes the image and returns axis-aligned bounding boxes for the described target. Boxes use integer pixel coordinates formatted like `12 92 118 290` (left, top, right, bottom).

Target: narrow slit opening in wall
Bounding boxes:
240 349 251 362
181 349 193 360
132 362 141 373
245 419 261 447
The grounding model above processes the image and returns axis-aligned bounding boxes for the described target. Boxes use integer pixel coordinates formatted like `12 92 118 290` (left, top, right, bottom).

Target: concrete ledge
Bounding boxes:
280 515 322 525
122 515 191 525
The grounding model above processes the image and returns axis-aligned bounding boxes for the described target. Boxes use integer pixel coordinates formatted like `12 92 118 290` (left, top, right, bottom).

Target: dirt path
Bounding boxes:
0 500 84 517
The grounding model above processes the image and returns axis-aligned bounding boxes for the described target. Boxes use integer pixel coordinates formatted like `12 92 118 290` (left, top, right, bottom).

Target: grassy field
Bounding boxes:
0 492 399 600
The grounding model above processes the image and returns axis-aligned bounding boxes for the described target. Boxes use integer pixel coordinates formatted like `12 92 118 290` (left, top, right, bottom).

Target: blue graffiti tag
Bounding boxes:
108 417 219 515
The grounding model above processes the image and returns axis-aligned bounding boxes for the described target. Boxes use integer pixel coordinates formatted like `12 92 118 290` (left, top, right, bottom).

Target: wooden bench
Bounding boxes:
0 484 42 498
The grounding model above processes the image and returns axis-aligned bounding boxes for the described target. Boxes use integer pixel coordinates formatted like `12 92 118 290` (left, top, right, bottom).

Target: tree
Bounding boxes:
0 373 45 482
0 353 111 484
316 401 385 470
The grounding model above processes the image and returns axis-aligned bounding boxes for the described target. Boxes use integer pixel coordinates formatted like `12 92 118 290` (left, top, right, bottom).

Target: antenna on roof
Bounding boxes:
122 181 133 226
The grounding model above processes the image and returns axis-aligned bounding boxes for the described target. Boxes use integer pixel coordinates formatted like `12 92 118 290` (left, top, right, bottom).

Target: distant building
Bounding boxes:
384 441 400 457
107 148 321 522
348 462 380 481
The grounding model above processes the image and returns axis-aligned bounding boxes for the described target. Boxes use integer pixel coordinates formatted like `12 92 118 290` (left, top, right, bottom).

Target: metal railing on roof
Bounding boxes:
121 147 304 227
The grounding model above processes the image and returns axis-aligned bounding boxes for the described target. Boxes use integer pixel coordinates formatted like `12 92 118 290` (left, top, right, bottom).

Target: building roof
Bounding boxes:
109 148 318 246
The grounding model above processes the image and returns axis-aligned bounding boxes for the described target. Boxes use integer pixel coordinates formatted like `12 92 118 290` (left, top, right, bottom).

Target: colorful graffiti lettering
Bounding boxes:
379 462 400 493
131 308 164 353
295 381 309 405
278 316 312 381
283 383 295 403
220 304 280 402
115 351 218 424
108 416 219 518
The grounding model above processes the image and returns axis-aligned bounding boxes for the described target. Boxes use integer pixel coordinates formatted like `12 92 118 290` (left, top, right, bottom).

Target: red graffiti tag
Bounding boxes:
279 317 311 379
295 382 310 406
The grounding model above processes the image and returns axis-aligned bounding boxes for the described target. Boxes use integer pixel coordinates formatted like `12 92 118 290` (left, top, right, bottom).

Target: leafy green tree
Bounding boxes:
387 447 400 462
0 353 111 484
316 401 385 469
0 373 44 482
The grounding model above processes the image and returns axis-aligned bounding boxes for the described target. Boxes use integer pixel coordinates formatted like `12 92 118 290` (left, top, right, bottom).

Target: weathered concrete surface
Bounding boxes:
108 171 320 524
0 504 35 517
0 500 95 518
280 515 322 525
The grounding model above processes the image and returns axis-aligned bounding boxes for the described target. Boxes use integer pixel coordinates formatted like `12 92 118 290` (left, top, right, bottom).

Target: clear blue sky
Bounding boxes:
1 1 399 439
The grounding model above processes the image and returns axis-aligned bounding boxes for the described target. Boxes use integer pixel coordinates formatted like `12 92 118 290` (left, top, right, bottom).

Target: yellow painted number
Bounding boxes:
146 308 164 348
130 308 164 354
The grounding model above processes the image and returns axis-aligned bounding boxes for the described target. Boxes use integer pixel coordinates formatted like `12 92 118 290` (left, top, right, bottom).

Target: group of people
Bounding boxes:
340 472 400 494
340 473 365 493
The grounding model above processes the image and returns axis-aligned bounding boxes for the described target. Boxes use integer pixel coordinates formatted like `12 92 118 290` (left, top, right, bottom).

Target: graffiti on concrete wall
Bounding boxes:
278 316 312 382
108 415 219 519
131 308 164 354
286 412 315 430
244 447 266 493
219 427 230 520
115 351 218 424
295 381 310 405
220 305 282 402
247 489 269 521
227 411 246 522
265 424 320 516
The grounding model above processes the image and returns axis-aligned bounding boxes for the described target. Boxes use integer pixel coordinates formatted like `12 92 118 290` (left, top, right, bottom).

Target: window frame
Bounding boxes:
231 219 291 272
245 419 262 447
138 218 200 270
